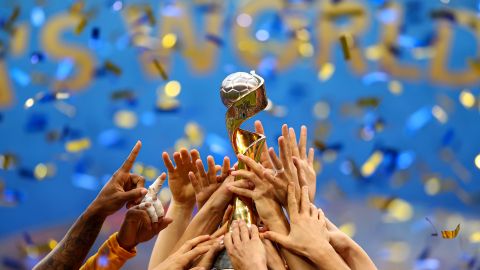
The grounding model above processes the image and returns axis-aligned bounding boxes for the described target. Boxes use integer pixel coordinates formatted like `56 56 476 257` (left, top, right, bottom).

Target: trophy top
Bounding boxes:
220 71 264 107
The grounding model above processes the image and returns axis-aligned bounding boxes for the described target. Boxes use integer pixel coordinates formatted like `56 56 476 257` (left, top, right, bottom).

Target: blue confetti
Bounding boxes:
72 173 99 190
406 107 432 135
56 58 74 80
10 68 31 86
31 7 45 27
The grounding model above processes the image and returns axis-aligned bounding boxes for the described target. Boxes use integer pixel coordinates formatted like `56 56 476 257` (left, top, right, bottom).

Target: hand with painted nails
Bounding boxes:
225 221 267 270
90 140 148 218
188 155 231 209
263 184 349 270
152 235 213 270
162 149 199 208
117 206 173 251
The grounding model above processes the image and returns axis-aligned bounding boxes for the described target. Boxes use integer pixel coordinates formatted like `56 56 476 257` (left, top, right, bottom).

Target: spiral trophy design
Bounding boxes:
213 70 268 269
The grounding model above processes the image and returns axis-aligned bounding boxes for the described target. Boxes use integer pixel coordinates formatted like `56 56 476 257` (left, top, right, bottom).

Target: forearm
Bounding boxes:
33 205 106 270
311 244 351 270
259 202 316 270
148 201 193 270
335 238 376 270
172 200 223 251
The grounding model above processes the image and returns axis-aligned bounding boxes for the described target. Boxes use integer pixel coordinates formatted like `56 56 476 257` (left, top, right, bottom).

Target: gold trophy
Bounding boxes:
213 70 268 269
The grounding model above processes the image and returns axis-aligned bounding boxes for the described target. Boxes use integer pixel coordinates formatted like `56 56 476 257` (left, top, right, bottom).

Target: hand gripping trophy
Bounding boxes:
214 71 268 269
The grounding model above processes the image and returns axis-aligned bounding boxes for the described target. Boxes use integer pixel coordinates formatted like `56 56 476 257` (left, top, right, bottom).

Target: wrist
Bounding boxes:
310 243 342 267
116 233 136 252
169 199 195 212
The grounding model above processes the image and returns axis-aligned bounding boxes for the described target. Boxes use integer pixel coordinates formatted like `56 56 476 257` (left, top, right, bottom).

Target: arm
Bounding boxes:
148 149 198 269
326 218 377 270
80 232 136 270
34 141 148 270
230 155 318 270
34 207 105 270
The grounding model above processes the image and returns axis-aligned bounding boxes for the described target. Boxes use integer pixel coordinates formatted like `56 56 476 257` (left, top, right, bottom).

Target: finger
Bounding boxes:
207 156 216 184
146 204 158 222
250 224 259 239
299 125 308 160
158 217 173 231
231 169 260 185
173 152 183 169
307 148 315 166
228 185 254 199
179 235 211 253
229 179 254 190
132 173 146 190
162 152 175 172
224 232 234 253
120 187 148 204
180 148 192 166
221 156 231 178
263 170 283 190
310 203 317 217
153 197 165 218
196 241 223 269
325 217 340 231
255 120 266 135
189 172 201 193
190 149 201 167
278 137 291 174
263 231 291 250
237 154 264 177
222 205 233 224
239 221 250 242
148 173 166 195
181 245 211 265
281 124 293 160
293 158 307 188
287 183 299 219
268 147 283 171
231 221 241 246
289 127 300 158
120 140 142 172
317 207 325 221
195 159 208 187
300 186 310 215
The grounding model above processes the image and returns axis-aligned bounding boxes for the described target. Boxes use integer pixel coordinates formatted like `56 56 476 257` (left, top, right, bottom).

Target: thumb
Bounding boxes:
263 231 292 249
120 188 147 202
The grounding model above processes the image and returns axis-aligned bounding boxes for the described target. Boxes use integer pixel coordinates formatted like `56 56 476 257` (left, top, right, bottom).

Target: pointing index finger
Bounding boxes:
121 141 142 172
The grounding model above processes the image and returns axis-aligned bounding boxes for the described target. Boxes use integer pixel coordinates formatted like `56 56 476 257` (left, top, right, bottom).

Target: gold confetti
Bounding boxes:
361 151 383 177
153 59 168 80
114 110 137 129
432 105 448 124
388 80 403 95
339 223 356 238
104 60 122 76
318 63 335 82
356 97 380 108
162 33 177 49
441 224 460 239
474 154 480 170
468 58 480 74
65 138 91 152
164 80 181 97
339 34 352 60
469 232 480 243
34 163 48 180
459 89 475 109
75 16 87 34
0 153 18 170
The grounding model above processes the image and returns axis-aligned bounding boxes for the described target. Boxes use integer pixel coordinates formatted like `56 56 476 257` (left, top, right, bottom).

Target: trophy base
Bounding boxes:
213 249 234 270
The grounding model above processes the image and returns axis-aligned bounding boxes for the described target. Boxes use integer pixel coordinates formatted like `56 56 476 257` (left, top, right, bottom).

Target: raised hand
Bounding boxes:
287 125 316 201
152 235 212 270
91 141 148 217
162 149 199 208
117 206 173 251
225 221 267 270
188 155 230 209
263 184 349 270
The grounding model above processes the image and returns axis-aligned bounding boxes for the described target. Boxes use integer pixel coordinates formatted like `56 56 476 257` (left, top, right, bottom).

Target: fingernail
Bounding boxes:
141 188 148 195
